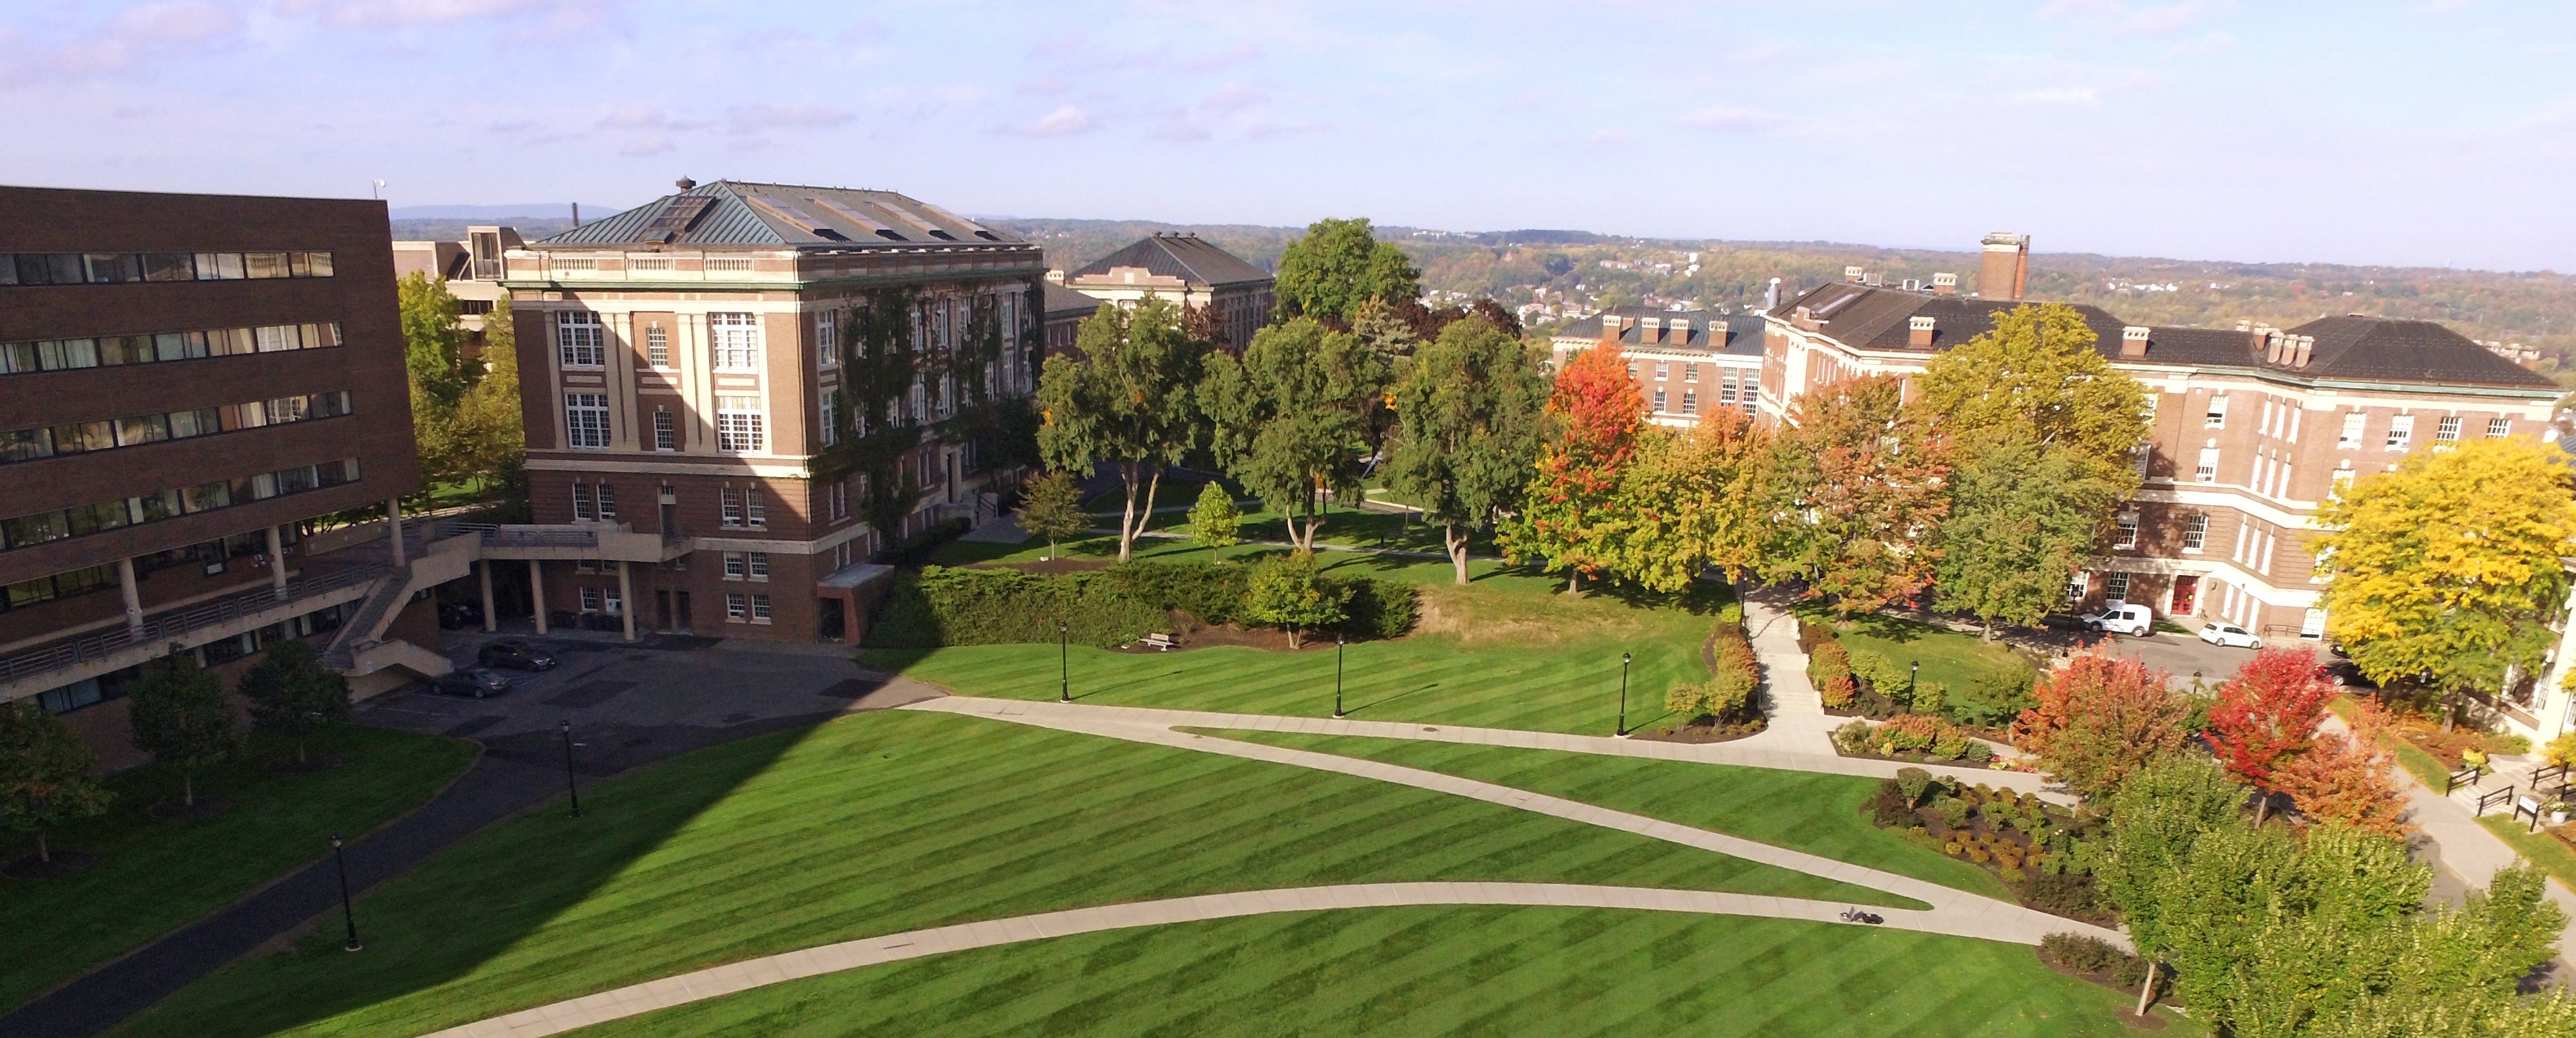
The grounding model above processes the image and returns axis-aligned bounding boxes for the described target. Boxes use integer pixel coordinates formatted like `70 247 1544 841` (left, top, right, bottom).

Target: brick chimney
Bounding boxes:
1931 272 1957 296
1599 314 1624 346
1640 316 1663 344
1978 232 2028 301
1667 316 1690 344
1844 265 1865 283
2121 326 2150 359
1908 316 1935 348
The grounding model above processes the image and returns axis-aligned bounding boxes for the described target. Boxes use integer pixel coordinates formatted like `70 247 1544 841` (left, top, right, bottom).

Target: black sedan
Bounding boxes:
477 640 558 671
429 667 513 699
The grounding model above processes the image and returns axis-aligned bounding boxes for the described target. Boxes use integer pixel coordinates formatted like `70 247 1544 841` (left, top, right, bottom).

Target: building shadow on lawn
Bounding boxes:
120 719 831 1038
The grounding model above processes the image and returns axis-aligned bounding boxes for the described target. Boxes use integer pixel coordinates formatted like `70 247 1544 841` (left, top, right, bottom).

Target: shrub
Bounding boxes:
1947 670 2040 728
2039 933 2128 976
1964 741 1994 763
1895 767 1935 806
2018 871 2108 919
1335 577 1418 640
1848 648 1913 703
871 565 1170 648
1808 641 1851 684
1868 784 1917 827
1936 796 1970 829
1832 719 1875 754
884 517 971 567
1968 845 1991 863
1882 714 1943 753
1244 552 1349 648
2546 731 2576 767
1944 840 1964 856
1821 674 1857 709
2000 865 2027 883
1933 733 1972 760
2485 733 2533 756
1099 561 1250 627
1913 681 1947 716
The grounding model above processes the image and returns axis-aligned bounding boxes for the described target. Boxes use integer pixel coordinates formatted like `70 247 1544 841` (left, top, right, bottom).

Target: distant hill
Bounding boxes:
389 203 623 220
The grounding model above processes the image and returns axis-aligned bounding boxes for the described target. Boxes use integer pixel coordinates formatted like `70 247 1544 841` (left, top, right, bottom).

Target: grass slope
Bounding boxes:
1202 732 2010 900
573 908 2181 1037
117 710 1897 1038
1799 607 2036 701
871 564 1731 737
0 726 477 1012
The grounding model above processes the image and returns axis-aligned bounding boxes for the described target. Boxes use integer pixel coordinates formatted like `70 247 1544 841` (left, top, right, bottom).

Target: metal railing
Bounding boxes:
0 563 388 686
437 522 599 549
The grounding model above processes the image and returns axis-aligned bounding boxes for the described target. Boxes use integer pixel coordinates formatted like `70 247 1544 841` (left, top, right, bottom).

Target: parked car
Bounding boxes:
429 667 513 699
2199 622 2264 649
477 640 558 671
437 602 485 630
2079 603 2154 637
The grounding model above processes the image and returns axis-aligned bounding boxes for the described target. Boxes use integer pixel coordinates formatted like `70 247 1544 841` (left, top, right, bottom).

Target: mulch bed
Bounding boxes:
1833 744 2002 769
1108 624 1338 654
265 753 345 773
1629 718 1766 744
3 849 99 879
147 797 235 821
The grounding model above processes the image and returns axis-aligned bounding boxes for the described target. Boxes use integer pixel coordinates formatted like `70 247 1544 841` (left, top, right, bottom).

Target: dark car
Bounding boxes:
477 640 557 671
438 602 485 630
429 667 512 699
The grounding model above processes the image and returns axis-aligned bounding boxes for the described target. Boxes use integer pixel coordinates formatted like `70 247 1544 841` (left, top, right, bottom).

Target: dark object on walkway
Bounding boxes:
560 719 583 819
429 668 511 699
477 640 558 671
1838 907 1884 925
332 833 361 952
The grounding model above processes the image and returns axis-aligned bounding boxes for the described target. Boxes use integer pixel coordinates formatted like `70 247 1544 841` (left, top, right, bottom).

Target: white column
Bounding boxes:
529 560 548 634
618 561 636 642
116 558 143 636
479 561 497 633
265 525 289 599
387 497 406 566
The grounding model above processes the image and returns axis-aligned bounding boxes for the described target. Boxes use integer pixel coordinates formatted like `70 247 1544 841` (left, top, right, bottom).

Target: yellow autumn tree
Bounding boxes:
2314 437 2576 721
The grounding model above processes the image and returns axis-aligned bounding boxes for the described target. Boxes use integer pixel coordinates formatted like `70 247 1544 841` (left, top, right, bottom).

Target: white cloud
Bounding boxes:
618 135 674 156
2116 1 2217 35
110 2 242 42
730 103 855 128
1674 105 1787 131
1024 104 1095 136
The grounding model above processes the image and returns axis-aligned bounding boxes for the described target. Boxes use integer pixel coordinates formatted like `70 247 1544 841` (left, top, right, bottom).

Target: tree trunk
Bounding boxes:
298 737 309 765
184 771 196 808
1567 570 1581 596
1288 626 1302 650
1117 463 1142 563
1132 467 1164 558
2253 790 2270 827
35 829 50 864
2135 959 2158 1016
1448 524 1470 586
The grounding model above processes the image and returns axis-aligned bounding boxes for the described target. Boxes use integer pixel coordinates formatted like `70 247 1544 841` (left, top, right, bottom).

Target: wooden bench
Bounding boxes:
1142 632 1177 652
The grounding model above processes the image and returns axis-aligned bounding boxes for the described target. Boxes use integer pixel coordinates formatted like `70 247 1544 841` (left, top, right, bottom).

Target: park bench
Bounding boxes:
1142 632 1177 652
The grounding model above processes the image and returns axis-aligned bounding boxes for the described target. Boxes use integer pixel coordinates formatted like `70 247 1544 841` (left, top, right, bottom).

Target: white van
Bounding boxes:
2079 602 2154 637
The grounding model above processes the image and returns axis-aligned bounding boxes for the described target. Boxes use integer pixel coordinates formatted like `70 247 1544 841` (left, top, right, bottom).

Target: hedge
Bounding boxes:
866 559 1417 649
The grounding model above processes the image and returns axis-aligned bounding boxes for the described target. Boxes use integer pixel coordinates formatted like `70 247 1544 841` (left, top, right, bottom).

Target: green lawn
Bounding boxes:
1202 732 2011 900
2478 816 2576 892
867 569 1734 737
1801 607 2036 701
927 529 1459 576
116 709 1900 1038
0 726 477 1012
572 908 2184 1037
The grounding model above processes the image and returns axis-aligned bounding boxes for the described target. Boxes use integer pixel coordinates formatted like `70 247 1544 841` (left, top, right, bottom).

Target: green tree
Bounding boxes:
2103 756 2251 967
1273 218 1421 326
2315 438 2576 728
126 653 240 807
1611 417 1774 593
1934 440 2123 639
1037 297 1208 562
1200 318 1390 553
1914 303 2153 484
1186 482 1242 563
1760 375 1949 617
1383 317 1547 584
0 701 113 865
1244 552 1348 649
1016 470 1091 560
398 272 475 409
240 640 351 765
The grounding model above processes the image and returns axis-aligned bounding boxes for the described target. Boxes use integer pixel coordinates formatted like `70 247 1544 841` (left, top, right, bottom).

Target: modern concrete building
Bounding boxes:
495 180 1045 643
392 225 522 357
0 185 439 759
1547 307 1766 428
1061 233 1273 349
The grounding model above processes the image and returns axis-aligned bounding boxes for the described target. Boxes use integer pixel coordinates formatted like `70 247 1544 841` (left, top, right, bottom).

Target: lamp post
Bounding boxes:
331 833 361 952
1333 634 1347 718
1059 622 1070 703
560 719 582 818
1910 660 1919 698
1616 651 1633 737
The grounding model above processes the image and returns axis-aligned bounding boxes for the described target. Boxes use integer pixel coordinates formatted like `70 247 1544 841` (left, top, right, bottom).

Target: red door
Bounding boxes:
2170 576 2199 616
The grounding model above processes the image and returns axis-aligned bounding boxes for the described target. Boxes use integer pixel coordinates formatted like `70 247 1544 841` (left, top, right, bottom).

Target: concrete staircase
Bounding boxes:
320 534 475 681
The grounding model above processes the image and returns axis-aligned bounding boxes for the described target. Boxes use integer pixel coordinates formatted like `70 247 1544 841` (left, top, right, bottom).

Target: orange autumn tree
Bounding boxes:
1501 342 1642 593
2206 646 2336 824
2014 648 2193 799
2275 700 2412 838
1759 374 1950 617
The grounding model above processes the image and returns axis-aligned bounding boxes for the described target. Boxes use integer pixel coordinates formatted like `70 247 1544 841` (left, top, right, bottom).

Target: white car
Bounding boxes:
2080 603 2154 637
2199 622 2264 649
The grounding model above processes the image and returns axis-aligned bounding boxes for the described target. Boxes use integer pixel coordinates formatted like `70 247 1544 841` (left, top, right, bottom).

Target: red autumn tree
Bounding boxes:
2275 699 2412 838
1758 374 1950 617
2206 646 2336 824
2013 648 2192 799
1501 342 1643 593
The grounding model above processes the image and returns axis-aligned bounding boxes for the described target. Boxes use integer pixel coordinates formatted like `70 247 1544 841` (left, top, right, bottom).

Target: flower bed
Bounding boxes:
1656 619 1765 738
1864 768 2115 925
1832 715 1999 766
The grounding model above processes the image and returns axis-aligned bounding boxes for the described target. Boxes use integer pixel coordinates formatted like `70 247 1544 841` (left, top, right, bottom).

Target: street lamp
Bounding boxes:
1333 634 1347 718
1910 660 1919 697
1616 651 1633 737
1059 622 1070 703
560 719 582 818
331 833 361 952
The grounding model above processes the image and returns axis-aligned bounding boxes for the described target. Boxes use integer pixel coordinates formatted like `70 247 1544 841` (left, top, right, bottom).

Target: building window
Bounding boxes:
1652 388 1667 413
2066 573 2087 605
1719 375 1738 404
645 323 668 368
721 487 743 527
2338 410 2364 448
2106 572 2132 601
564 393 610 449
2435 415 2461 446
580 587 602 612
572 482 594 520
816 311 837 368
1625 360 1637 377
819 392 838 448
556 312 604 368
711 313 760 371
750 594 772 623
747 551 769 581
2204 393 2228 429
1684 363 1698 382
2183 513 2208 550
725 592 746 621
575 557 599 574
715 395 764 452
2385 415 2412 450
596 482 616 519
2194 447 2219 483
2114 513 2139 549
2488 417 2514 439
652 409 676 451
745 486 766 527
828 479 848 521
723 552 746 580
1681 390 1698 415
2331 466 2354 499
1654 361 1669 380
2301 608 2327 639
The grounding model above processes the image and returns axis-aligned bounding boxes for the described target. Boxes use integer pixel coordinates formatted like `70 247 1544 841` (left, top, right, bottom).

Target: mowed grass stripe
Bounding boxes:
117 711 1897 1038
1209 731 2012 899
565 908 2174 1037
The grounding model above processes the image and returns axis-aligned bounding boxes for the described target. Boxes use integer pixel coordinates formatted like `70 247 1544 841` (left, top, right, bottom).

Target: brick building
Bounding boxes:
1040 281 1104 359
499 180 1045 643
1059 233 1273 349
1548 307 1766 428
1756 241 2561 646
0 185 426 751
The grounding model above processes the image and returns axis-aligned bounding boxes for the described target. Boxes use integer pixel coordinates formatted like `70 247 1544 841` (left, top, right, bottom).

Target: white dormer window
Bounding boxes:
2204 393 2228 429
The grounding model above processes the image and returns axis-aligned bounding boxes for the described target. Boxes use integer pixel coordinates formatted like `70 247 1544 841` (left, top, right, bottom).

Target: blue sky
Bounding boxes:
2 1 2570 270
